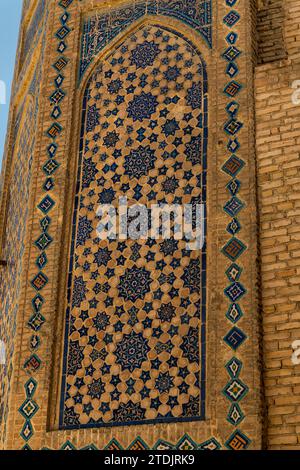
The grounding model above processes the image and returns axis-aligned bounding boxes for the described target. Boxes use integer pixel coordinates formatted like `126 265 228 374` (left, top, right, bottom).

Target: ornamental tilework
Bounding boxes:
59 24 207 429
79 0 212 80
1 0 262 451
18 0 74 449
221 0 250 447
0 67 41 446
43 434 222 450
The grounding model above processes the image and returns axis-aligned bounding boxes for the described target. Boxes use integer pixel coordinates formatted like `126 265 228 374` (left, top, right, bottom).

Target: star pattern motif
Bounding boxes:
61 24 207 429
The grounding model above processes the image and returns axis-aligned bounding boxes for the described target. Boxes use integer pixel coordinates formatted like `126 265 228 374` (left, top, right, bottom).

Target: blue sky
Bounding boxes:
0 1 23 166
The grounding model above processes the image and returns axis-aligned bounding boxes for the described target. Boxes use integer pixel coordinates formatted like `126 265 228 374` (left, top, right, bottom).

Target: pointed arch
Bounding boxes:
58 22 208 431
79 1 212 82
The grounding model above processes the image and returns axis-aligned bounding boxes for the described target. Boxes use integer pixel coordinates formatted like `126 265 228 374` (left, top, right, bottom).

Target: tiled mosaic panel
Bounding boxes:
0 98 37 444
43 434 224 450
60 24 207 429
80 0 212 80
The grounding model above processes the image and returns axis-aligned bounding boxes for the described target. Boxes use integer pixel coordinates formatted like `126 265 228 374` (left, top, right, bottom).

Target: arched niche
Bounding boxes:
55 20 208 431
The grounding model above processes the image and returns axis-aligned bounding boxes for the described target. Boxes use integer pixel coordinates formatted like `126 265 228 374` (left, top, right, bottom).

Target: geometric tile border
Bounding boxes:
20 0 75 449
79 0 213 80
221 0 250 448
42 434 222 450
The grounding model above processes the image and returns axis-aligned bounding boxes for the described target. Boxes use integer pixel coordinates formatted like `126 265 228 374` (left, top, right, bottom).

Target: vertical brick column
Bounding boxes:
256 0 300 449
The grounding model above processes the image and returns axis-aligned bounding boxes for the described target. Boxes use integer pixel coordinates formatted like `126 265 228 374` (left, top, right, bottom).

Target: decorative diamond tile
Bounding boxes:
224 118 243 135
47 143 58 157
227 403 244 426
226 303 243 323
25 378 37 398
50 89 65 104
226 62 239 78
55 74 65 88
222 237 246 261
223 378 248 402
227 218 241 236
224 327 247 351
224 80 242 97
226 179 241 196
31 272 48 291
19 399 39 420
226 101 239 117
56 26 71 40
57 41 67 53
40 216 51 232
224 282 247 302
28 312 46 332
23 354 42 373
223 11 241 27
38 195 55 214
43 159 60 176
51 106 62 120
60 12 70 24
224 197 244 217
43 178 55 191
226 32 238 44
47 122 63 139
30 334 41 351
35 232 53 251
32 294 44 312
225 430 251 450
176 434 198 450
20 420 34 442
198 437 222 450
227 138 240 153
225 263 242 282
222 46 241 62
53 56 69 72
222 155 245 177
36 251 48 270
225 357 243 379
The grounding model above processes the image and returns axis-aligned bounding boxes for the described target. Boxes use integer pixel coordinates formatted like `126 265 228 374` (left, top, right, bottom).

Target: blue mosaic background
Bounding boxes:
79 0 212 81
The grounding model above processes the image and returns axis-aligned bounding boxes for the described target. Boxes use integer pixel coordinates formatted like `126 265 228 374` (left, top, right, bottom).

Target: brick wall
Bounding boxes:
256 0 300 449
257 0 286 64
